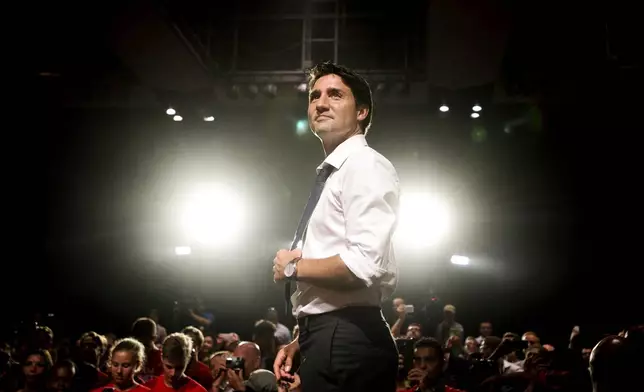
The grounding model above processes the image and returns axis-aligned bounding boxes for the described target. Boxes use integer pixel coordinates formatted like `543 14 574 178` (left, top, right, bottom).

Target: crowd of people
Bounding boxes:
0 299 641 392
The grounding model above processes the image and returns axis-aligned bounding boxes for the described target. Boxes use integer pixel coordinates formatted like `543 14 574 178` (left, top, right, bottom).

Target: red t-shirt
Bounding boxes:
145 376 206 392
139 348 164 383
185 360 214 390
399 386 464 392
91 382 151 392
96 370 111 387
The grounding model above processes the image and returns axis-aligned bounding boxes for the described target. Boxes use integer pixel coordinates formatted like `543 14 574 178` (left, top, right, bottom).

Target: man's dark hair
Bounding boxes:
307 61 374 134
131 318 156 341
413 337 444 361
253 320 277 341
181 326 204 351
162 333 192 367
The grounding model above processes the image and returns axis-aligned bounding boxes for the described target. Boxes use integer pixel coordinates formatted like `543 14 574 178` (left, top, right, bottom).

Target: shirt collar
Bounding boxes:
316 134 368 173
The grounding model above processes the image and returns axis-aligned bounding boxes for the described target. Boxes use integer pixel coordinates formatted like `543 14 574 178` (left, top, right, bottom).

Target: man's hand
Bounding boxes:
395 304 406 319
407 368 428 386
273 340 300 382
212 367 227 388
278 373 301 392
226 369 245 391
273 249 302 282
446 335 462 349
570 325 580 341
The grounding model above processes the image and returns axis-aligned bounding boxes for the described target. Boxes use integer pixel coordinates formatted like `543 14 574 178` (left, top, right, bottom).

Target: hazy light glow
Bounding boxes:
396 193 450 248
471 112 480 119
166 107 176 115
439 105 449 112
175 246 192 256
451 255 470 265
204 116 215 122
180 185 245 246
472 105 482 112
296 119 308 135
173 115 183 122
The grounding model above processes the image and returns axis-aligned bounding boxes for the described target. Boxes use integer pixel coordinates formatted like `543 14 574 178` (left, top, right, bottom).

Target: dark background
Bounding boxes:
8 1 642 345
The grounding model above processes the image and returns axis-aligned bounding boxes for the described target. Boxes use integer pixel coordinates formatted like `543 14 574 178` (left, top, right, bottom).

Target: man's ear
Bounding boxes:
356 105 369 122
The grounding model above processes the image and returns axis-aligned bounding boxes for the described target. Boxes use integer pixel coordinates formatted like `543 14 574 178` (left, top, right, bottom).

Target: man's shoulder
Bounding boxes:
343 146 398 180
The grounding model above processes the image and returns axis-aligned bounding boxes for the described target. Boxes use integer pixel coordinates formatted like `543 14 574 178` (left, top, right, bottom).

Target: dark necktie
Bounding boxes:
285 163 334 317
290 163 335 250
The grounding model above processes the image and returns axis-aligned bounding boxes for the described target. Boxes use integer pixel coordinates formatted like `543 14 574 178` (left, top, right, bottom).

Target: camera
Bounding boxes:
226 356 245 370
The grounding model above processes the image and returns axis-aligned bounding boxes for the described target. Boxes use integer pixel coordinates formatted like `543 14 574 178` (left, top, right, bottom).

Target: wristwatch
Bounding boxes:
284 257 302 279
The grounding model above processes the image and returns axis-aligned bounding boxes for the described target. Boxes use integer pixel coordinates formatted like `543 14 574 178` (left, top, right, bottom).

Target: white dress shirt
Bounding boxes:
292 134 400 318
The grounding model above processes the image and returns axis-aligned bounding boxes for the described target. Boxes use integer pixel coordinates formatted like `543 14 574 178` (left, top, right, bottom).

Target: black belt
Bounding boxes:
297 306 382 329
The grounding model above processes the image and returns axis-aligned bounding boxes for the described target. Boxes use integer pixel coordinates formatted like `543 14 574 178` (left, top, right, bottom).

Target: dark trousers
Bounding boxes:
297 306 398 392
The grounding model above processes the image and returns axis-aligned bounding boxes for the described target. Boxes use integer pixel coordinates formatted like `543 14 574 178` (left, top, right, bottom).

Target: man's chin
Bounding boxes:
312 127 331 137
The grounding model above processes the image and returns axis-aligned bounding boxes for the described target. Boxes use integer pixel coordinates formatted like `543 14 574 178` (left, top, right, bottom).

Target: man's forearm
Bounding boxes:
190 312 212 327
296 254 365 290
391 316 405 337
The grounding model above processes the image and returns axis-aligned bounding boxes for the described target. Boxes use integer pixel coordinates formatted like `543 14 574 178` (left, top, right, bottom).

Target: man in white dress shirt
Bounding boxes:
272 61 400 391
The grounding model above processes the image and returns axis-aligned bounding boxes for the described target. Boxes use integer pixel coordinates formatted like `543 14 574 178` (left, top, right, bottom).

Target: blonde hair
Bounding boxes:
162 333 192 369
109 338 146 373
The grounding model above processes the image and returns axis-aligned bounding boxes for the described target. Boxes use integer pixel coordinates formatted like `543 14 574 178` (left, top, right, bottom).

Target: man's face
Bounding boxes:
210 353 227 377
413 346 442 380
444 310 455 322
162 358 186 385
233 345 259 379
465 338 478 354
308 74 367 140
479 322 492 337
79 337 100 363
406 325 422 340
480 340 494 358
48 367 73 392
522 333 540 352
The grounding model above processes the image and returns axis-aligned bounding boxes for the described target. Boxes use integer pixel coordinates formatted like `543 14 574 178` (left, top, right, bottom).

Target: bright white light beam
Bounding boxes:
180 185 245 247
396 193 450 248
451 255 470 265
175 246 192 256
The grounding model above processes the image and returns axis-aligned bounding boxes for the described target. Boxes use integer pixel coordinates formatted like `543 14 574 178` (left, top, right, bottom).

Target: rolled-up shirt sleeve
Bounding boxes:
338 153 400 287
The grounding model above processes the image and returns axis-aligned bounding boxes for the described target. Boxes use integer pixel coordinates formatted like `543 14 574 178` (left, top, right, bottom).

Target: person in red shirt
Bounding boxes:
91 338 150 392
76 331 110 390
180 326 214 390
145 333 206 392
398 338 465 392
132 318 164 383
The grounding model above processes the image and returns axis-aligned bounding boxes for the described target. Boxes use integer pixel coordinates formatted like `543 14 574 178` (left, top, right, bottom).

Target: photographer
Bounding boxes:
214 342 281 392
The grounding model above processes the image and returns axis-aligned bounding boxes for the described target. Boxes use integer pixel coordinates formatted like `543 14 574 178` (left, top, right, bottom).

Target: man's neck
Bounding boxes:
165 375 186 389
115 380 136 391
321 128 361 156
